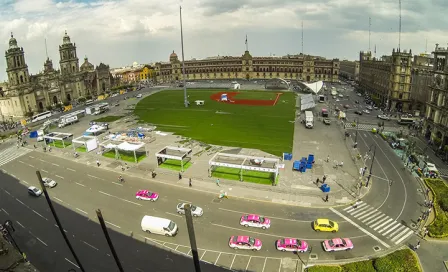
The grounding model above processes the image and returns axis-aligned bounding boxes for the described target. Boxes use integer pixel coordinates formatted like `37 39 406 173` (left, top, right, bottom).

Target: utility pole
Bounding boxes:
179 6 188 108
184 204 201 272
301 21 304 55
368 17 371 52
35 171 85 272
96 210 124 272
367 145 377 185
354 117 359 146
398 0 402 51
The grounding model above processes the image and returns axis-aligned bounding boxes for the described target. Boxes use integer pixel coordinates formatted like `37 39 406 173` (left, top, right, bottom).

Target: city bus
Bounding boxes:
397 117 415 125
31 111 52 123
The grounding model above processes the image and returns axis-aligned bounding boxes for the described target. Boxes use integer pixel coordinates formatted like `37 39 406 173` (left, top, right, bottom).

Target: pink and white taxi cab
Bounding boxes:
135 190 159 201
322 238 353 252
276 238 309 253
228 236 262 251
240 214 271 229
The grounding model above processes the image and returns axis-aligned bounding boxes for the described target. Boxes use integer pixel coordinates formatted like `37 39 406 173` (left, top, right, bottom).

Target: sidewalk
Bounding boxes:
29 145 369 208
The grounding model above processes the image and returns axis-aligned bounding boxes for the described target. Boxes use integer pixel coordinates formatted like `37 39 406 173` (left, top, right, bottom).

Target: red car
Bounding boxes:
276 238 309 253
135 190 159 201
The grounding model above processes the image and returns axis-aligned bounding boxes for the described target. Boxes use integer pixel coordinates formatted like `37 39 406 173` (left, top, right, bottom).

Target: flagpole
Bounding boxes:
180 5 188 107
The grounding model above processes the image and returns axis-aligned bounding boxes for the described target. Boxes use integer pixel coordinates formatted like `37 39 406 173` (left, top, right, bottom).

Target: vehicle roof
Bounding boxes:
141 216 172 228
236 236 250 243
282 238 298 245
28 186 37 190
316 219 330 224
246 214 260 220
137 190 150 194
331 238 343 244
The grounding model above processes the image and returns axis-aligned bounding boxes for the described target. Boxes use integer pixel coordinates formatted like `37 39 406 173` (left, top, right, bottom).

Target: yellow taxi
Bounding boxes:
313 219 339 233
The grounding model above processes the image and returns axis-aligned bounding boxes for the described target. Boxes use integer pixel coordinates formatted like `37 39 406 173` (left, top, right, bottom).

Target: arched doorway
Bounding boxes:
306 76 310 82
102 82 106 92
425 125 432 140
246 74 250 80
66 93 71 101
53 96 58 104
38 101 44 111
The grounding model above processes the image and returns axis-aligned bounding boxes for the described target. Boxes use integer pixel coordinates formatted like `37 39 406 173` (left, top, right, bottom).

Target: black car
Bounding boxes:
354 111 363 115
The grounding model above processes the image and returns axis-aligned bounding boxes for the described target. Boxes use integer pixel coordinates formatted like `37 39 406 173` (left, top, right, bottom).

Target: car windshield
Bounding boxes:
259 217 265 223
191 205 196 211
146 192 152 196
168 221 176 231
32 188 39 192
329 221 334 227
248 237 255 246
280 239 285 245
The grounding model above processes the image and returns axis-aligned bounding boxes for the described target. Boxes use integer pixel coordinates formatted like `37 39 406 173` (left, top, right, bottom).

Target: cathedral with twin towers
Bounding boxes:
0 31 113 119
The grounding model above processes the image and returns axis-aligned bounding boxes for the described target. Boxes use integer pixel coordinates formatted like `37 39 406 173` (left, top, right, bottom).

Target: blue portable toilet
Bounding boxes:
321 184 331 193
308 154 315 163
293 161 301 170
306 163 313 169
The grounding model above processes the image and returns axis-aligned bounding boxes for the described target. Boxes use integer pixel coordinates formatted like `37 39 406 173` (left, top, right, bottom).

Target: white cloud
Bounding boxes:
0 0 447 82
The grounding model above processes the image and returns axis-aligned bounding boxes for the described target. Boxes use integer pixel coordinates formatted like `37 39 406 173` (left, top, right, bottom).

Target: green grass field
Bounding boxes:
134 89 295 155
159 159 192 171
211 166 277 185
93 116 124 122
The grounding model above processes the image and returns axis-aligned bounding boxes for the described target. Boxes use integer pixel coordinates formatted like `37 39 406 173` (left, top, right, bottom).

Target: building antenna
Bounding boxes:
301 21 304 55
369 17 371 52
45 38 49 59
398 0 402 51
425 38 428 54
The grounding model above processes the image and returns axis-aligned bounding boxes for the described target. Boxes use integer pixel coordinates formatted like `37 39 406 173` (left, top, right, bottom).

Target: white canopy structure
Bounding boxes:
302 81 324 94
208 153 280 183
155 146 192 172
72 135 98 152
84 125 108 136
43 132 73 148
100 140 146 163
301 94 316 111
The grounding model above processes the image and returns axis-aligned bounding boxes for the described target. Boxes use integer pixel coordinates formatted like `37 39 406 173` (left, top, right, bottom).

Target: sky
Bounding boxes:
0 0 447 82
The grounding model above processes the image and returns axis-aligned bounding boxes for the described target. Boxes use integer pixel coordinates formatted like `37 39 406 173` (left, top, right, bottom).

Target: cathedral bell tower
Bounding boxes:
59 31 79 76
5 33 30 87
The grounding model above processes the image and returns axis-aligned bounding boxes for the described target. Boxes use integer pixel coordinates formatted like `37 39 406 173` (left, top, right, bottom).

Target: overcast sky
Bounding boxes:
0 0 447 82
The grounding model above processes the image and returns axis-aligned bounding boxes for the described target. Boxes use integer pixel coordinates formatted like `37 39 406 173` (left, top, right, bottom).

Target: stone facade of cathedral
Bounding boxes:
0 32 113 120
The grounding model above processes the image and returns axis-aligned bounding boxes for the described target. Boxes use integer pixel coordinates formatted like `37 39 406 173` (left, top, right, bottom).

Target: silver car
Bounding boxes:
176 203 203 217
42 177 57 188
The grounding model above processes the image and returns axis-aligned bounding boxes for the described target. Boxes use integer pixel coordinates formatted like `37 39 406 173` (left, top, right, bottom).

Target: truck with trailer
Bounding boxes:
58 115 78 128
304 111 314 128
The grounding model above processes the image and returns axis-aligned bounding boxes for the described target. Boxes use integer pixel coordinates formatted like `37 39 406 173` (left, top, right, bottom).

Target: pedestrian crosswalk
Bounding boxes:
344 123 403 132
0 145 32 167
342 201 414 246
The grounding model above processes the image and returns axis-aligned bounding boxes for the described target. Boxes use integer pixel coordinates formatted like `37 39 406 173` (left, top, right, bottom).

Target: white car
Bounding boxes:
377 115 390 120
42 177 57 188
362 110 370 114
176 203 203 217
336 99 340 102
338 94 343 98
357 93 362 97
136 94 142 98
28 186 42 197
366 106 373 110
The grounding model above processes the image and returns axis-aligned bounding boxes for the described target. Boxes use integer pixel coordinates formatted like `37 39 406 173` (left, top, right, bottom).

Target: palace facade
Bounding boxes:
153 50 340 83
0 32 113 119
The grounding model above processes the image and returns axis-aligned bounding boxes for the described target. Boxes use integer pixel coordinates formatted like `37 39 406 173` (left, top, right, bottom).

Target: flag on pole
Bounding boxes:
245 35 247 45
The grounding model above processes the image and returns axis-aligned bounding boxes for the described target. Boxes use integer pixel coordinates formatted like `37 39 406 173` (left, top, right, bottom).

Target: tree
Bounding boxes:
25 111 34 118
63 100 70 106
46 105 53 111
78 97 86 103
86 95 93 100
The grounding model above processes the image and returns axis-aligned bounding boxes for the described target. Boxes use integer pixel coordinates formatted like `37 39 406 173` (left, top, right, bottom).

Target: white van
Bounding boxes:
141 216 178 237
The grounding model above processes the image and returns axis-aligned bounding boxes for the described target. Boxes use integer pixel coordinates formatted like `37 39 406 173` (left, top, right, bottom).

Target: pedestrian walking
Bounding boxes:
417 216 422 223
426 188 430 195
216 179 220 186
413 241 420 251
322 175 327 183
121 165 125 171
326 155 330 162
428 208 432 214
423 229 429 238
429 200 433 208
424 199 428 207
189 178 192 187
178 172 182 180
422 213 427 221
96 160 100 167
324 194 329 202
316 178 320 184
339 161 344 167
125 163 129 169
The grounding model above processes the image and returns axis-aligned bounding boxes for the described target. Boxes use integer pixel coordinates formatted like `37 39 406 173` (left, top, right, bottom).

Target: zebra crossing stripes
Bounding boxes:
0 145 32 167
342 201 414 246
344 123 402 132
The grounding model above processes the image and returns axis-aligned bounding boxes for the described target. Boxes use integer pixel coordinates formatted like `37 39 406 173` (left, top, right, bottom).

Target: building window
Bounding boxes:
20 75 24 83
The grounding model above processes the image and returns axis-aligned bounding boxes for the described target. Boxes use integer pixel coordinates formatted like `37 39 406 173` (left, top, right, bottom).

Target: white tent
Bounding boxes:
72 135 98 152
302 81 324 94
43 132 73 148
301 94 316 111
116 142 146 163
155 146 192 172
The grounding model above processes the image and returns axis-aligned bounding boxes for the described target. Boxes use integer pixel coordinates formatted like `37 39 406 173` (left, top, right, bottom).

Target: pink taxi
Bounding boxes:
276 238 309 253
135 190 159 201
322 238 353 252
240 214 271 229
228 236 262 251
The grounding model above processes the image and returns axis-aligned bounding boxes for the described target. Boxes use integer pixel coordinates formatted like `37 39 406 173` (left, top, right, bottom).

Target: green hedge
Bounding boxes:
307 249 421 272
374 249 421 272
308 266 341 272
425 178 448 238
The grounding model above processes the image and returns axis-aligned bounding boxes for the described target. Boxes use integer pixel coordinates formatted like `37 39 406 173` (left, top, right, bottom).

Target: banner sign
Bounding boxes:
209 161 277 173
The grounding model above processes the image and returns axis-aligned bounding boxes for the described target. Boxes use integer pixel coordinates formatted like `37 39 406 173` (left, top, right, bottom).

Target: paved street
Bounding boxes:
412 135 448 178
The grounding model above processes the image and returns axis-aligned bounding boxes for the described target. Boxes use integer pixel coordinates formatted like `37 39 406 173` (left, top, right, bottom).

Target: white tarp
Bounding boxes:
302 81 324 94
86 138 98 152
104 143 118 149
117 142 144 151
301 94 315 111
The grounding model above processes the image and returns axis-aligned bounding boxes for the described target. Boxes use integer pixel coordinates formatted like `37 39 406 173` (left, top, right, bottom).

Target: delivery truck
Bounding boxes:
304 111 314 128
58 115 78 128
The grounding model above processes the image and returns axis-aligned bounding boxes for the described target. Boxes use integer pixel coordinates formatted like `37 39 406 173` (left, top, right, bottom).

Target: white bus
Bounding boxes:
31 111 52 123
398 117 415 125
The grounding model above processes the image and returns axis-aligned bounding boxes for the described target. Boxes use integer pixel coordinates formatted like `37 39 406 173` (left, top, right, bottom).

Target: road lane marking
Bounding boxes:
21 180 29 185
82 240 99 251
76 208 88 215
214 252 222 265
4 190 11 195
394 229 414 244
105 221 121 229
1 208 9 215
330 208 390 248
200 251 206 260
98 191 142 206
54 197 64 203
39 159 45 162
65 258 80 268
262 258 267 272
112 182 123 186
67 168 75 172
16 198 30 209
166 212 182 218
55 175 64 179
41 170 48 173
11 174 16 178
178 199 192 203
75 182 85 187
211 223 327 241
19 160 25 164
32 210 49 221
52 163 60 167
88 174 102 180
16 221 24 228
246 256 252 271
29 156 35 159
36 237 48 246
218 208 321 223
54 224 68 233
230 255 236 269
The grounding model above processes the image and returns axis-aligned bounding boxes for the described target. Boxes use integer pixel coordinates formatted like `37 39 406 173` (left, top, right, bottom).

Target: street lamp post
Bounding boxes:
1 220 23 256
179 6 188 108
354 117 359 147
367 145 377 186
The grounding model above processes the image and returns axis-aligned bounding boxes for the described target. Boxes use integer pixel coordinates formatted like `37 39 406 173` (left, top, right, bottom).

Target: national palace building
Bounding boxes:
113 50 340 84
